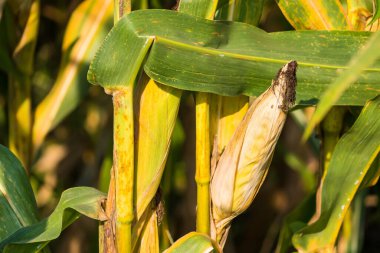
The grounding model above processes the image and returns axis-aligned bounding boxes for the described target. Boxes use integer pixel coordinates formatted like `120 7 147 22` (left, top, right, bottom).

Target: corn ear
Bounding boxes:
210 61 298 245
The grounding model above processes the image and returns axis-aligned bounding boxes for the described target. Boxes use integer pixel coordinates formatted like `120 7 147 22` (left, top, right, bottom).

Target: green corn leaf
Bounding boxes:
134 76 181 220
0 187 107 252
0 144 39 241
304 31 380 139
163 232 220 253
368 0 380 25
293 96 380 252
33 0 113 151
88 9 380 106
215 0 264 25
178 0 218 19
231 0 265 25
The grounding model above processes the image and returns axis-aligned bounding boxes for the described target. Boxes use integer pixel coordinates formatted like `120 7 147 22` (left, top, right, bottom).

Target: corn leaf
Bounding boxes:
178 0 218 19
368 0 380 25
4 0 32 28
214 0 264 25
346 0 372 30
33 0 113 151
232 0 264 25
304 31 380 139
88 9 380 106
134 76 181 219
0 144 39 241
163 232 220 253
7 0 39 169
276 0 348 30
293 96 380 252
0 187 107 252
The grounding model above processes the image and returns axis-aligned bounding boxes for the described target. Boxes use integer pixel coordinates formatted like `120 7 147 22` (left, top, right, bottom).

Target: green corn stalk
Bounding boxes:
177 0 218 236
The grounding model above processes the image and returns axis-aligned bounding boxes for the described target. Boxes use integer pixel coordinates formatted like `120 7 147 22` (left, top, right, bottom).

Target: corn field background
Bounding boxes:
0 0 380 252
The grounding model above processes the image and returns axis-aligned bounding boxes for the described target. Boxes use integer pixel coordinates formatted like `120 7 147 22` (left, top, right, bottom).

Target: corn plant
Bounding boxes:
1 0 380 252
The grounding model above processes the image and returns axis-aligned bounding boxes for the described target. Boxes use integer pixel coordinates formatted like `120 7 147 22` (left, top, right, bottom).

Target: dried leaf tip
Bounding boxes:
274 60 297 112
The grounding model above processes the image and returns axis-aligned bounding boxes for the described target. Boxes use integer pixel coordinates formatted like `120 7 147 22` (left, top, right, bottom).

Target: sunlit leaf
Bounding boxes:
232 0 264 25
0 187 107 252
134 76 181 220
88 9 380 106
33 0 113 151
275 193 315 253
293 96 380 252
163 232 220 253
368 0 380 25
215 0 264 25
178 0 218 19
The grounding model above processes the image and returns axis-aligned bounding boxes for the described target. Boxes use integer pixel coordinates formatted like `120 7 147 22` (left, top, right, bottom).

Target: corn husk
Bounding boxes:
210 61 298 245
210 95 249 176
132 201 160 253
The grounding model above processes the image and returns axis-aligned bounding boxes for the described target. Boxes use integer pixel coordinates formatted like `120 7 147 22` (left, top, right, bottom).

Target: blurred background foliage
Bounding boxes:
0 0 379 252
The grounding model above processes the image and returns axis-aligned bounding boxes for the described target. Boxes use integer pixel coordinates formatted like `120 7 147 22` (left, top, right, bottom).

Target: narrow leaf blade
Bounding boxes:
304 31 380 139
0 187 107 252
0 145 38 241
33 0 113 150
277 0 348 30
293 96 380 252
88 10 380 106
163 232 220 253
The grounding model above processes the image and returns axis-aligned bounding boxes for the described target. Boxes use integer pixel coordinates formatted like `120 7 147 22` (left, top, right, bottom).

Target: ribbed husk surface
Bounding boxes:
132 75 181 251
210 61 297 246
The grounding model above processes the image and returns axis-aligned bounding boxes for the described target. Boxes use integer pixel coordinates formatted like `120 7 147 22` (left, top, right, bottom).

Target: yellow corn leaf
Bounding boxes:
277 0 349 30
163 232 220 253
347 0 372 30
33 0 113 151
134 75 181 220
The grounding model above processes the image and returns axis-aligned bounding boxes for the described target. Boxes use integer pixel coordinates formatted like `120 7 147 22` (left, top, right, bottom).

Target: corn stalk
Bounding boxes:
104 1 134 252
